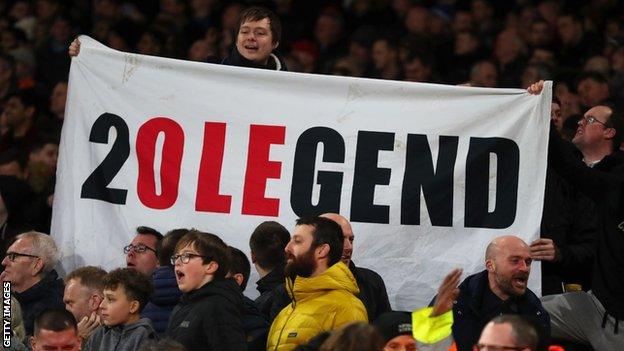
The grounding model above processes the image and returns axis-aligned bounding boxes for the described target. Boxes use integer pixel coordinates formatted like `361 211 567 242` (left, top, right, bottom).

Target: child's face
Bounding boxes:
100 285 136 326
174 244 212 293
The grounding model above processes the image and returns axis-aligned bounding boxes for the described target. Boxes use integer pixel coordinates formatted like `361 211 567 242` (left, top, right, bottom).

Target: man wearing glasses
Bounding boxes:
0 231 65 337
124 226 163 277
529 80 624 349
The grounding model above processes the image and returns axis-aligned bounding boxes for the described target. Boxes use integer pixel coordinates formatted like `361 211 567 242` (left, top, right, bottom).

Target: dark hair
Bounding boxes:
237 6 282 44
102 268 154 312
66 266 107 292
489 315 538 351
0 148 27 169
319 323 385 351
604 104 624 149
7 89 37 109
34 309 77 335
295 216 344 266
175 230 230 279
228 246 251 291
576 71 609 86
136 226 163 240
249 221 290 270
158 228 189 266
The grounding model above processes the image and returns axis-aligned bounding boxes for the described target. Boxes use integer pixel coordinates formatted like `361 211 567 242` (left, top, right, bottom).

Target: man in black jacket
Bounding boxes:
529 80 624 350
166 230 245 351
450 235 549 351
248 220 290 319
1 231 65 337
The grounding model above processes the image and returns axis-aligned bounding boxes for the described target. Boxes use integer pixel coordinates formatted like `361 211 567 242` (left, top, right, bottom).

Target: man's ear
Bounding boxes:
31 257 44 276
272 41 279 50
485 259 495 273
89 294 103 311
604 127 616 140
29 336 36 349
233 273 244 287
129 300 140 314
316 243 330 260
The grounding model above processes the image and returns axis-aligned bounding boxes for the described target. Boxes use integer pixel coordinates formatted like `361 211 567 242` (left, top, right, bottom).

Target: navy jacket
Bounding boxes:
142 266 181 335
243 295 269 351
451 270 550 351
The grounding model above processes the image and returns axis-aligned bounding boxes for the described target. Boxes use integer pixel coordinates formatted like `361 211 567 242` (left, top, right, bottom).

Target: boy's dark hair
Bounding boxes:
66 266 107 292
249 221 290 270
34 309 77 335
175 230 230 279
295 216 344 266
228 246 251 291
158 228 189 266
103 268 154 313
237 6 282 44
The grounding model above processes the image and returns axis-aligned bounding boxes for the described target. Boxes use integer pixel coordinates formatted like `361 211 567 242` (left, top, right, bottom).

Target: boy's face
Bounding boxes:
236 17 277 64
100 285 137 326
174 244 213 293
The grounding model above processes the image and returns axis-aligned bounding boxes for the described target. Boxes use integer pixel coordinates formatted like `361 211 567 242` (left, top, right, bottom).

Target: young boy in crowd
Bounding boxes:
83 268 157 351
166 230 245 351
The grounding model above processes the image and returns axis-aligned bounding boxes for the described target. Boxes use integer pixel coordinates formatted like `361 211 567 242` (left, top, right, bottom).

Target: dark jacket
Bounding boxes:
243 295 269 351
142 266 181 335
222 47 286 71
540 167 598 294
15 269 64 337
254 266 285 319
451 270 550 351
83 318 157 351
548 127 624 319
349 261 392 322
269 261 391 322
166 278 245 351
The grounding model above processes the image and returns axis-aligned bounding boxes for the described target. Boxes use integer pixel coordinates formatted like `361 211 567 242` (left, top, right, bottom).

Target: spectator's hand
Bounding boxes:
527 80 544 95
77 311 100 339
431 268 462 317
530 238 560 262
69 38 81 57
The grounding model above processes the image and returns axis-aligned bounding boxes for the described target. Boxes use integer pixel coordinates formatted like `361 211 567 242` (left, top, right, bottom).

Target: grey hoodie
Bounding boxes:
83 318 158 351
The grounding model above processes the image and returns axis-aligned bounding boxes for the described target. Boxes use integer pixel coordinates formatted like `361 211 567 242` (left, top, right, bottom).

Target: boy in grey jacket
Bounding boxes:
84 268 157 351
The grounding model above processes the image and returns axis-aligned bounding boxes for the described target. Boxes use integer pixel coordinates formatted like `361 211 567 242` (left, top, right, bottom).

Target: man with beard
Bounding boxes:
267 216 367 351
450 235 550 351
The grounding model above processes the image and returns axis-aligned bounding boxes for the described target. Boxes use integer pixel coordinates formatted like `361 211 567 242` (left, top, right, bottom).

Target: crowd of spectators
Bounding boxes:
2 1 624 351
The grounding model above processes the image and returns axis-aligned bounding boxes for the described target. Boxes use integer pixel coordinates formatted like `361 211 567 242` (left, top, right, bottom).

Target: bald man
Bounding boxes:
450 235 550 351
320 213 391 321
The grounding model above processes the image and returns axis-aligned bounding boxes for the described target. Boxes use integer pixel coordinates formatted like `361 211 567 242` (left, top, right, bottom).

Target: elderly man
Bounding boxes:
450 235 549 351
1 231 65 337
30 309 83 351
63 266 107 341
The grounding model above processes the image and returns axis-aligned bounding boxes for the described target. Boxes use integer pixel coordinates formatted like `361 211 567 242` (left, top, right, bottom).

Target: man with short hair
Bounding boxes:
125 226 162 277
30 309 82 351
320 213 391 322
450 235 549 351
222 6 285 70
469 60 498 88
576 71 612 110
267 216 367 350
476 315 538 351
0 90 40 153
63 266 107 341
1 231 65 337
248 220 290 319
528 81 624 350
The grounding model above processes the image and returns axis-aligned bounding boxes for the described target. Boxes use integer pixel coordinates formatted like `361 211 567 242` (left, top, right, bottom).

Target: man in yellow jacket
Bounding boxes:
267 216 368 351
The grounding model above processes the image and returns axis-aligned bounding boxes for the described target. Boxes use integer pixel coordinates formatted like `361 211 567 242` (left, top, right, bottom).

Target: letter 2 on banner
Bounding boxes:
53 36 551 309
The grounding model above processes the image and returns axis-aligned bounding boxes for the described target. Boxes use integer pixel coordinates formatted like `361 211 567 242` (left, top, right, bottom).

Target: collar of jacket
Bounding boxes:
256 266 285 294
285 261 360 303
222 47 282 70
463 270 528 316
15 269 62 302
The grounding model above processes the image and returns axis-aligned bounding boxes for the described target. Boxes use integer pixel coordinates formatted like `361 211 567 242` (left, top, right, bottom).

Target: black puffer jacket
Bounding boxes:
166 278 245 351
254 266 284 320
549 126 624 320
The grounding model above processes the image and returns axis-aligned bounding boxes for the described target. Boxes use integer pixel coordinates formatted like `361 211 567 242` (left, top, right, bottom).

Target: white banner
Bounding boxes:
52 36 551 310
